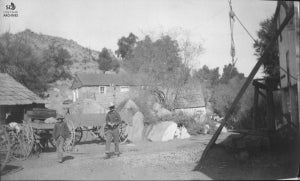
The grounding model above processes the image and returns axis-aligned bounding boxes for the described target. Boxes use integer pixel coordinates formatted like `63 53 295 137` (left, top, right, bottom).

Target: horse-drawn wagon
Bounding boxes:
0 108 128 172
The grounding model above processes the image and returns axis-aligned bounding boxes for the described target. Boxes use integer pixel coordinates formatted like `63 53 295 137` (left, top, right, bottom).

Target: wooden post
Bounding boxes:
266 87 275 131
198 7 294 168
253 86 259 130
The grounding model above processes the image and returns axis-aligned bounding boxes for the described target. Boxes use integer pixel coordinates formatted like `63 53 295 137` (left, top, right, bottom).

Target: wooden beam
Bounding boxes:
253 80 268 90
253 86 259 130
258 90 266 99
198 6 294 168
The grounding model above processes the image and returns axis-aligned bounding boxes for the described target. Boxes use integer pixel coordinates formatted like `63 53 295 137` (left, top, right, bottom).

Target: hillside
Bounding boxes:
12 29 102 74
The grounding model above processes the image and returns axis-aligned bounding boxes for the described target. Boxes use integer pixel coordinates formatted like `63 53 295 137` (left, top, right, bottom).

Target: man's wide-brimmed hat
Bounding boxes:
56 114 64 119
108 102 115 109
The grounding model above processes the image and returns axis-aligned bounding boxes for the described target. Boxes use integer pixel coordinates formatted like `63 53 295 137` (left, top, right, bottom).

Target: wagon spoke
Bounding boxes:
0 125 11 172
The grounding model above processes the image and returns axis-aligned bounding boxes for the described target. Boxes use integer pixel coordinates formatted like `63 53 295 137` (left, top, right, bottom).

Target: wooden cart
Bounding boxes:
69 113 128 144
26 108 76 153
0 122 34 172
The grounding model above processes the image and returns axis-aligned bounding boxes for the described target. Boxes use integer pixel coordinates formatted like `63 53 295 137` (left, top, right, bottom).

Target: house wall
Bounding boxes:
278 2 300 88
175 107 206 116
277 2 300 129
73 85 141 109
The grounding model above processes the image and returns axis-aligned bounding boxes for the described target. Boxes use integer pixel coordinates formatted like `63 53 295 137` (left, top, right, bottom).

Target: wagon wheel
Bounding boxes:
95 126 105 141
119 121 128 144
75 126 83 144
0 125 11 172
11 123 34 160
63 117 76 152
103 122 128 144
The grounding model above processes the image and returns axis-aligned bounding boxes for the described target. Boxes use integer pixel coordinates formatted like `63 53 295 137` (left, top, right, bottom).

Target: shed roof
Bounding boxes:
0 73 45 105
174 90 206 109
71 73 138 89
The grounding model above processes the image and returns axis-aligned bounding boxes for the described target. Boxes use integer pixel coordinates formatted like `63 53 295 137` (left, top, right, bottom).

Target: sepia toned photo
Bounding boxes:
0 0 299 180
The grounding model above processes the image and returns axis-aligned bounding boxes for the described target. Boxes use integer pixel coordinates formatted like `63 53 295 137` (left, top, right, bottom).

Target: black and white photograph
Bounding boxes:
0 0 299 180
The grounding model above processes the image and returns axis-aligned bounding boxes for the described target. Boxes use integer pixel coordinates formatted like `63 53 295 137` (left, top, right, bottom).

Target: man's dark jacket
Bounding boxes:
52 121 70 140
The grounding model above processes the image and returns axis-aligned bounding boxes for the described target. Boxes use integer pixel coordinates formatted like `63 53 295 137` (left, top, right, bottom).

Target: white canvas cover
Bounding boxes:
174 126 191 139
147 121 177 142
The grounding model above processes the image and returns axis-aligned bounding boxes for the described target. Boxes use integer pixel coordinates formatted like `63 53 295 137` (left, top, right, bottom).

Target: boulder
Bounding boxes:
127 111 144 142
147 121 177 142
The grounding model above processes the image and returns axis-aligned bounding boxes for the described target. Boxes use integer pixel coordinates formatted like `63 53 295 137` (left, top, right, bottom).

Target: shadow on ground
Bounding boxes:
193 134 300 180
75 140 103 145
62 155 74 162
1 165 23 176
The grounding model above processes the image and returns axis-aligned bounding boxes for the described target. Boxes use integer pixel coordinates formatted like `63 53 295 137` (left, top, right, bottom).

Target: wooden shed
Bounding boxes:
0 73 45 124
275 2 300 131
174 90 206 116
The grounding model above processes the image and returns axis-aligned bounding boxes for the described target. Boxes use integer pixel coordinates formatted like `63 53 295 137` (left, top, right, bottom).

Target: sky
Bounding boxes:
0 0 277 77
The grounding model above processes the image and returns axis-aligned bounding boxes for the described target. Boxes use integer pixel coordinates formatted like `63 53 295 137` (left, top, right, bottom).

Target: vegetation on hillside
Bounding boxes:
0 32 71 96
0 29 257 130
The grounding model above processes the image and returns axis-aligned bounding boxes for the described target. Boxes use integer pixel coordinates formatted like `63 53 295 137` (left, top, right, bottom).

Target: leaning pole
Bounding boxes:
198 3 294 168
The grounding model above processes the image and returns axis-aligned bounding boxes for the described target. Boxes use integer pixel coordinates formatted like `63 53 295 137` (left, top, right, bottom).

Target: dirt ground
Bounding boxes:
1 133 299 180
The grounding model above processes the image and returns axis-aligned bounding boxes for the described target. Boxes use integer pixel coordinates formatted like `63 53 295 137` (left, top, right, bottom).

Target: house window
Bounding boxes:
99 86 106 94
120 86 129 92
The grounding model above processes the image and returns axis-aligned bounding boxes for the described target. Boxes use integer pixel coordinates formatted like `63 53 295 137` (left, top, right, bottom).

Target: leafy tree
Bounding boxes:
127 35 183 86
115 33 138 60
124 35 188 109
42 44 72 83
211 75 253 129
96 48 120 73
193 65 220 86
0 32 48 94
253 15 279 83
0 32 73 96
219 63 244 84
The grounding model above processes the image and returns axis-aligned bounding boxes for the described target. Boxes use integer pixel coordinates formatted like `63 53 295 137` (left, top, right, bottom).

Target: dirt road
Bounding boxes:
2 133 298 180
2 135 217 180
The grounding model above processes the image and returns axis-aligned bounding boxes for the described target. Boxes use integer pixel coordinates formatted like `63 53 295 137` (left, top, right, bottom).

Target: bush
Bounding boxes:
211 76 254 129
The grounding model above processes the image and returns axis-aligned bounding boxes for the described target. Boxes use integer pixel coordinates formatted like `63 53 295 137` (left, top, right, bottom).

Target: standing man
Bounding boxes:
104 102 121 158
52 114 70 163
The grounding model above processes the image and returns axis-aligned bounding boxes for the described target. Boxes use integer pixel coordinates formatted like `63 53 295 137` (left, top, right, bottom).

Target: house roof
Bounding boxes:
71 73 138 89
0 73 45 105
174 90 206 109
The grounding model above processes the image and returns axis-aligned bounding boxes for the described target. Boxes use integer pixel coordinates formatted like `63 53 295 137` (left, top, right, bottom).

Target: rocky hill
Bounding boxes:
13 29 102 74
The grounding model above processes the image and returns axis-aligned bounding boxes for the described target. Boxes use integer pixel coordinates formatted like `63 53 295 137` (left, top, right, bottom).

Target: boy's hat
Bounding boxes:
56 114 64 119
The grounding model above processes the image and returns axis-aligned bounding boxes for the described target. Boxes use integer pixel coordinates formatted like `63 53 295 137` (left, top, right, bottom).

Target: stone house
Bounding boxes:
71 73 140 111
0 73 45 124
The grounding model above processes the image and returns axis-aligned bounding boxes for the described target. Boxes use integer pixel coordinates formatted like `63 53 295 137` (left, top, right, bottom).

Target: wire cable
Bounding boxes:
234 13 258 43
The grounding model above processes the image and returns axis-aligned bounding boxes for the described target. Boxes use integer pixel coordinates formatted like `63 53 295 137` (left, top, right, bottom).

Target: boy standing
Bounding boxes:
52 114 70 163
